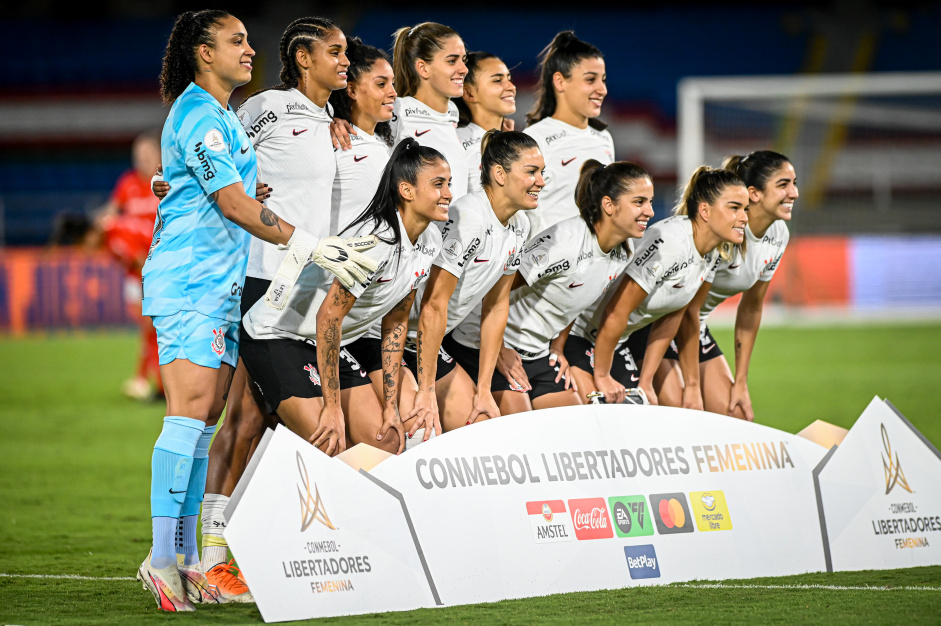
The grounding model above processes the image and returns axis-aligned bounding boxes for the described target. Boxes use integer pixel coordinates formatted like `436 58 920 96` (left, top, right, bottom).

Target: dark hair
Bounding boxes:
526 31 606 131
392 22 460 98
343 138 446 247
722 150 791 192
675 166 746 260
576 159 650 252
328 36 394 146
479 130 539 188
242 17 338 104
159 10 232 105
455 51 499 127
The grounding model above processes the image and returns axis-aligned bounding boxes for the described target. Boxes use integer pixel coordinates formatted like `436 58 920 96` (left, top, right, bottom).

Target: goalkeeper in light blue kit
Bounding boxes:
138 9 378 612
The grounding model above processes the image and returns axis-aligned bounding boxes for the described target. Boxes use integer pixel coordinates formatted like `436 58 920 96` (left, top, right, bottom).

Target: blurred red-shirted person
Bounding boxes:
95 130 163 400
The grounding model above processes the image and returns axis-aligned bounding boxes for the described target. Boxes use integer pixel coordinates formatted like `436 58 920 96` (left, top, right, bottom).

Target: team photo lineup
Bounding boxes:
137 9 800 611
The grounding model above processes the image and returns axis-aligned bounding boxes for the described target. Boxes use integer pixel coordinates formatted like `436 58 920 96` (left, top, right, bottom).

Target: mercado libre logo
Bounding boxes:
649 493 694 534
296 451 337 532
881 423 913 495
568 498 613 540
608 496 653 538
689 491 733 532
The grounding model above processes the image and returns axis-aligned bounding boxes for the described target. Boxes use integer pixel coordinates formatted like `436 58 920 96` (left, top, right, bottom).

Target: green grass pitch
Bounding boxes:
1 322 940 624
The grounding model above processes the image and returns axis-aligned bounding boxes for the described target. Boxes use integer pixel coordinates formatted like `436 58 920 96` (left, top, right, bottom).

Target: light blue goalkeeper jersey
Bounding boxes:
142 82 257 322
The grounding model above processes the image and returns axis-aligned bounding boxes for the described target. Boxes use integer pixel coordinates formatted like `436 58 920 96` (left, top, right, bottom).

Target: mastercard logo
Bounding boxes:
649 493 694 534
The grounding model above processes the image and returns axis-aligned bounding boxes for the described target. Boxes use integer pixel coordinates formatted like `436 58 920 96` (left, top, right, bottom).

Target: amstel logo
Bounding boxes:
881 423 912 495
296 451 337 532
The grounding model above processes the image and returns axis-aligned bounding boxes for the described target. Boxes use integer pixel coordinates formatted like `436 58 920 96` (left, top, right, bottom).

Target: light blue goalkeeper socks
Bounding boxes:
151 416 204 569
176 424 215 566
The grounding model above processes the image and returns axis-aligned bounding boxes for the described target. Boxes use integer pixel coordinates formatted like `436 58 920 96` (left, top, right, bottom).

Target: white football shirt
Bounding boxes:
572 215 719 344
523 117 614 240
390 96 468 199
331 125 391 236
701 220 790 320
236 89 336 280
452 216 629 357
243 213 441 346
409 190 530 341
456 122 486 193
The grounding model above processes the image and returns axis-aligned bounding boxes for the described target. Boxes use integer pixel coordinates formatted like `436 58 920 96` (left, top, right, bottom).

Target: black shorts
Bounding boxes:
491 349 568 400
400 334 458 381
240 276 270 318
564 334 640 390
696 324 724 362
343 337 383 375
239 327 370 415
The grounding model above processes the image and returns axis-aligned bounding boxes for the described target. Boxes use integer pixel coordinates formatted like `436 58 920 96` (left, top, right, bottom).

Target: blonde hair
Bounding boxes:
673 166 746 261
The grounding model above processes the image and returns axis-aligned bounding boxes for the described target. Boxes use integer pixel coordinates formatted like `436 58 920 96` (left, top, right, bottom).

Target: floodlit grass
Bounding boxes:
1 324 939 624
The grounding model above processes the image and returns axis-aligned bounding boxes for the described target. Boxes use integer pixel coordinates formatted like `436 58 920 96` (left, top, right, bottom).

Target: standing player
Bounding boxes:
571 167 749 406
454 159 652 415
95 130 164 400
455 52 517 191
673 151 797 420
139 12 376 612
523 31 614 239
390 22 470 200
240 139 447 454
399 130 539 436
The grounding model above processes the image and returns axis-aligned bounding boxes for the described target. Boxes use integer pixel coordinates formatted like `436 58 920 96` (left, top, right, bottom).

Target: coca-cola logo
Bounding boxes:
568 498 613 540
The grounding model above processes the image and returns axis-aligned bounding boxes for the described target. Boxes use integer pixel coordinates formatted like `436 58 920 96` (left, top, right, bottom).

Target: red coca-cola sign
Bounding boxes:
568 498 613 540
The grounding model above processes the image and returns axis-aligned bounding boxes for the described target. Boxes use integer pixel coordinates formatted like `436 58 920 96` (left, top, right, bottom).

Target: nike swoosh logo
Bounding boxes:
353 155 368 162
631 374 640 382
728 264 741 269
561 157 576 166
240 146 249 154
293 129 308 136
702 345 714 354
415 129 431 137
473 258 490 263
673 284 685 289
377 277 393 283
568 282 584 288
169 489 186 494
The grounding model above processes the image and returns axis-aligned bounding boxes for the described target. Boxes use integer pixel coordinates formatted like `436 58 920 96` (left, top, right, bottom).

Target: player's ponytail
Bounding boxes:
159 10 232 105
392 22 460 99
576 160 651 254
342 138 445 248
479 130 539 188
329 36 394 146
675 166 746 260
722 150 791 193
455 51 499 127
526 31 606 131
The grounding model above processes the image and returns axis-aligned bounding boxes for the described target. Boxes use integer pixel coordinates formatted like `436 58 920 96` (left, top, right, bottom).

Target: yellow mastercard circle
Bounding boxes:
668 498 686 528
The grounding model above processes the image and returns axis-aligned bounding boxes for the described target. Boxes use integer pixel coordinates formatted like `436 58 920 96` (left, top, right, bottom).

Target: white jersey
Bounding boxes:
523 117 615 240
457 122 486 193
572 215 719 344
236 89 335 280
331 126 391 236
453 216 629 358
409 190 530 343
701 221 789 320
243 214 440 346
390 96 468 199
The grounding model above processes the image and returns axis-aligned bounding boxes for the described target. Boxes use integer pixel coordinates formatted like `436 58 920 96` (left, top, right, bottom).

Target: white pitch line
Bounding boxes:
676 583 941 592
0 573 136 581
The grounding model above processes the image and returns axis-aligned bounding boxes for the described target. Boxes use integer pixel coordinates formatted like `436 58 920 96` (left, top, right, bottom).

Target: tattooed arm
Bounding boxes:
211 182 295 246
313 279 357 456
379 291 415 453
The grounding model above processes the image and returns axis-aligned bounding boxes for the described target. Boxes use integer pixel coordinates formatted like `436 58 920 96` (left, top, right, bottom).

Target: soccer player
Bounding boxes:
455 52 517 191
523 31 615 239
95 129 163 400
570 167 749 406
390 22 470 199
393 130 539 436
139 11 375 612
672 151 798 420
240 138 447 454
455 159 652 415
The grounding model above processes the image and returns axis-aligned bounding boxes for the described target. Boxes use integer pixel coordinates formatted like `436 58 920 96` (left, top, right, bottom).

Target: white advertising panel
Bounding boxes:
224 427 436 623
369 404 830 606
816 397 941 571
